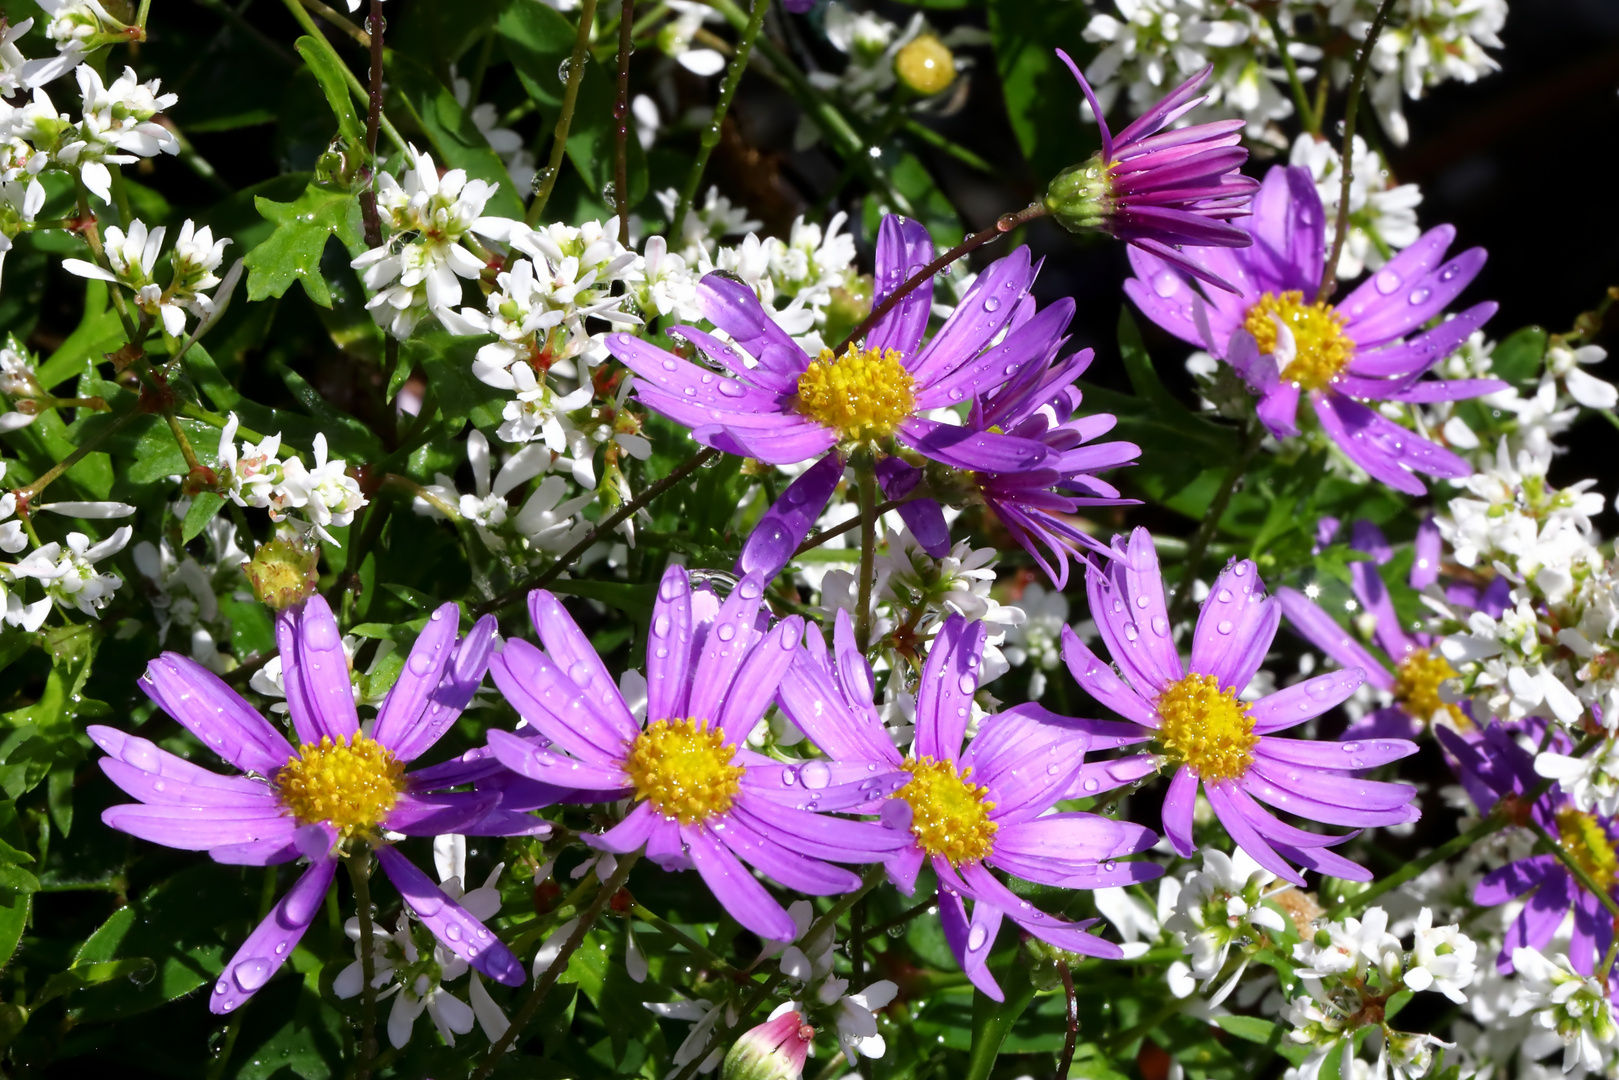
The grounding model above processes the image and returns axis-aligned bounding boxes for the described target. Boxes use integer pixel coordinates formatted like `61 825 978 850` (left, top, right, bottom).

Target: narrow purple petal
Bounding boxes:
900 418 1048 472
909 247 1033 388
1315 392 1470 491
733 798 914 859
1059 626 1161 729
1255 736 1415 771
1345 248 1488 347
88 725 272 796
911 615 985 763
682 821 797 941
211 856 336 1013
737 452 843 581
1161 766 1198 856
1476 857 1554 907
715 812 863 895
529 591 641 741
1243 762 1418 827
695 274 815 380
370 603 460 754
956 860 1122 959
1336 225 1457 328
1249 668 1366 733
488 640 629 765
484 729 629 790
138 655 294 776
277 595 360 746
1119 527 1183 688
667 324 798 394
1276 588 1395 691
102 804 299 851
384 791 500 836
716 617 803 745
687 574 769 725
993 813 1157 864
589 802 659 854
99 759 278 808
1188 561 1274 690
868 215 936 355
377 846 525 985
647 566 696 722
1203 782 1303 886
935 879 999 1000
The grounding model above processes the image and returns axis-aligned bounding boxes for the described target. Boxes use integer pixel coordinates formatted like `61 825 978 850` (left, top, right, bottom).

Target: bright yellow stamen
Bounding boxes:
894 35 956 97
1242 290 1355 391
796 345 916 443
625 719 745 824
893 756 998 866
1156 673 1259 782
276 733 405 838
1557 807 1618 893
1394 648 1469 729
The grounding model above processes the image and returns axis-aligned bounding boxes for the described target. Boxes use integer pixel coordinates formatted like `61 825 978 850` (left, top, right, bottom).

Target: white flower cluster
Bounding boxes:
132 512 247 674
216 414 368 546
64 218 230 337
1290 133 1421 281
413 429 593 561
1163 849 1288 1006
764 899 898 1066
1345 0 1509 146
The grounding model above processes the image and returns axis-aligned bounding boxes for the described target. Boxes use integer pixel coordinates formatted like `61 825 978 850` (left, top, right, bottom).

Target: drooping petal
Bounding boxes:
736 452 844 581
1275 588 1395 691
682 821 797 941
211 856 337 1013
377 846 526 985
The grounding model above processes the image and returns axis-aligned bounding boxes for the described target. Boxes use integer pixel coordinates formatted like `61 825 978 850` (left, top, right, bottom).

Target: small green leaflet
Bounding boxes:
242 183 366 308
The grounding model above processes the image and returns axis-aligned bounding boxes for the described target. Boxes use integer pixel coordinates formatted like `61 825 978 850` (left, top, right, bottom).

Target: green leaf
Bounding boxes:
547 580 655 618
987 0 1095 184
33 958 158 1007
242 183 366 308
129 417 221 484
1117 307 1182 414
33 280 125 391
181 492 226 543
295 37 366 149
1490 325 1547 386
498 1 579 112
964 947 1037 1080
388 55 527 220
0 737 55 800
270 356 386 459
403 329 506 430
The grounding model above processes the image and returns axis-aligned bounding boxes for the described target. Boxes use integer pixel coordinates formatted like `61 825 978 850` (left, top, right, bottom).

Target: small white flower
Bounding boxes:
1509 948 1619 1074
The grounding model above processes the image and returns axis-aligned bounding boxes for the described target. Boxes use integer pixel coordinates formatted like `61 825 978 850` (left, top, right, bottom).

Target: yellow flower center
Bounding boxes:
625 719 745 824
796 345 916 444
1155 673 1259 782
1557 807 1618 893
1393 648 1469 729
1242 291 1355 392
894 34 956 97
893 756 998 866
276 733 405 838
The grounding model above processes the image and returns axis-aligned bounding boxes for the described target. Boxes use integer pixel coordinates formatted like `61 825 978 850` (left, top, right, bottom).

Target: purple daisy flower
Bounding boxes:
1125 165 1505 494
775 609 1159 1001
1278 518 1507 741
1060 527 1421 885
484 567 913 943
1440 723 1619 977
95 597 533 1014
1046 52 1258 291
605 214 1056 581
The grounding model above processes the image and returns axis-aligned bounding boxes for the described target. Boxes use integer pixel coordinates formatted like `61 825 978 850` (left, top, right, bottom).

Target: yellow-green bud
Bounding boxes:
243 538 321 611
821 275 874 349
894 35 956 97
1044 153 1116 235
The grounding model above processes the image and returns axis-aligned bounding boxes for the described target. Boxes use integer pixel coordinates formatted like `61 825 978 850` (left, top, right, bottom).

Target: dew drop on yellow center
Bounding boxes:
1155 673 1259 782
893 756 998 866
1557 806 1618 893
1242 291 1355 392
625 718 745 824
1393 648 1469 729
796 345 916 444
276 733 405 837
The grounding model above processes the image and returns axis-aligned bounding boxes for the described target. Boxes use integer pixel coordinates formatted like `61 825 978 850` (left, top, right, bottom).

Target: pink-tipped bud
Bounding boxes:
721 1011 814 1080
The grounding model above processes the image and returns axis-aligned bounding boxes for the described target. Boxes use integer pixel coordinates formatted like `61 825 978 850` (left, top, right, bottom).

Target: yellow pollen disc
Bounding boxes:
625 719 745 824
796 345 916 444
1155 673 1259 782
1242 291 1355 392
1557 807 1618 893
276 733 405 837
893 756 998 866
894 35 957 97
1393 648 1469 729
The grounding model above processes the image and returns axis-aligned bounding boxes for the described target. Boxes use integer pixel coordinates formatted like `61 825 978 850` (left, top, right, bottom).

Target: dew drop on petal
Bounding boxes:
233 958 271 992
800 761 831 790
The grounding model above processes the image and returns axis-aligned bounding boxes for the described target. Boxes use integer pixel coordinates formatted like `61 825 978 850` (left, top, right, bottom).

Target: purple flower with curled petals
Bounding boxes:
1440 722 1619 978
484 567 913 943
1060 527 1420 886
774 609 1159 1001
1126 165 1505 495
607 214 1058 582
1045 54 1257 292
95 597 535 1014
1277 518 1507 741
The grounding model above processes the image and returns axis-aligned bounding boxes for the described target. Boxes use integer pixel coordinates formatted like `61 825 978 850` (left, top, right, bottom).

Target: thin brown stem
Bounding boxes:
836 203 1049 354
360 0 386 250
793 495 912 556
614 0 634 248
1056 960 1079 1080
528 0 599 226
299 0 370 46
1317 0 1399 304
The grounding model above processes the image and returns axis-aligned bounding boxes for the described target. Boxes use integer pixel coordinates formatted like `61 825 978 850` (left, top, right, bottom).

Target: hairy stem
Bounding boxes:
1056 959 1079 1080
472 852 640 1080
836 202 1050 355
670 0 768 239
528 0 599 226
855 463 878 652
1317 0 1399 304
1166 419 1264 625
345 849 379 1080
614 0 635 248
360 0 386 249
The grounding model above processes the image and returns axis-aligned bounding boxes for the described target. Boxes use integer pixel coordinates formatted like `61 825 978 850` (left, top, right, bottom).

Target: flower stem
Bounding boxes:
473 446 718 616
794 495 914 557
836 202 1050 355
1326 812 1508 920
277 0 407 154
613 0 634 249
360 0 386 249
1317 0 1399 304
1267 14 1319 137
669 0 767 241
16 409 139 505
865 896 935 938
472 851 640 1080
855 462 879 652
528 0 599 227
344 848 379 1080
1056 959 1079 1080
629 901 741 976
901 118 996 174
1166 418 1264 625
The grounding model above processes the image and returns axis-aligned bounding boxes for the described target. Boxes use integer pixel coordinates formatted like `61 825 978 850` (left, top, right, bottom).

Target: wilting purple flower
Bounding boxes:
1441 723 1619 978
1061 527 1420 885
484 567 911 943
775 610 1157 1001
1278 518 1506 741
95 597 534 1013
607 214 1055 581
1126 165 1504 494
1046 53 1257 291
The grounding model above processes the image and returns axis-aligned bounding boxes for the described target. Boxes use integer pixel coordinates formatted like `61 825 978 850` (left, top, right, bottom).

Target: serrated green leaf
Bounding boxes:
182 491 226 543
242 183 365 308
295 37 366 149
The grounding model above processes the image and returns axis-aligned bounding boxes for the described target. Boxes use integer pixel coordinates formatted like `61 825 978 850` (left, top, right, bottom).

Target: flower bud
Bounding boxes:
821 275 873 349
1043 155 1114 236
243 537 321 611
894 35 955 97
721 1011 813 1080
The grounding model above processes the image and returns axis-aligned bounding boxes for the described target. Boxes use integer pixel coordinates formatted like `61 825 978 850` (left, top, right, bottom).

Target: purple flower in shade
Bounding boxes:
1439 723 1619 978
1046 52 1258 292
774 609 1159 1001
1277 518 1509 741
1059 527 1422 886
483 567 914 943
1125 165 1506 495
605 214 1056 582
94 597 536 1014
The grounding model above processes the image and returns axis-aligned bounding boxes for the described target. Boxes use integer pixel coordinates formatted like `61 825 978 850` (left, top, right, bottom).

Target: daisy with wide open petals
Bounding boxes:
96 597 537 1014
484 567 913 942
776 610 1159 1000
1061 527 1421 886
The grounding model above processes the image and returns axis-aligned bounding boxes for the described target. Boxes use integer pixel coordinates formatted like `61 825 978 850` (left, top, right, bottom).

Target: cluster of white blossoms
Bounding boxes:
758 900 898 1067
63 218 230 337
216 414 368 546
1290 133 1421 280
1081 0 1506 144
132 511 247 674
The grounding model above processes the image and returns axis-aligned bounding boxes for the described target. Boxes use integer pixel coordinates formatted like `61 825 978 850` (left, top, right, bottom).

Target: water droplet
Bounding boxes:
957 673 976 694
1408 287 1431 305
1374 269 1401 294
653 614 671 637
1083 777 1100 793
445 924 463 942
967 925 988 951
1150 615 1169 637
717 623 736 642
1216 620 1233 635
738 578 762 600
801 761 831 789
233 958 271 991
1153 271 1181 298
1123 623 1139 642
408 649 436 677
718 380 744 398
305 617 340 651
983 296 1001 313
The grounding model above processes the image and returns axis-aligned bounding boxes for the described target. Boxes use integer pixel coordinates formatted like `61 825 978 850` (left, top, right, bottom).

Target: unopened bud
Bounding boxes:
721 1011 813 1080
822 275 873 349
1043 155 1115 236
894 35 956 97
243 537 320 611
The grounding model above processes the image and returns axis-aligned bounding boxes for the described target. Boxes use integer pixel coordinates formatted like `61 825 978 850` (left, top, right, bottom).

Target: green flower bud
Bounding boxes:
1043 154 1115 236
244 537 321 611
